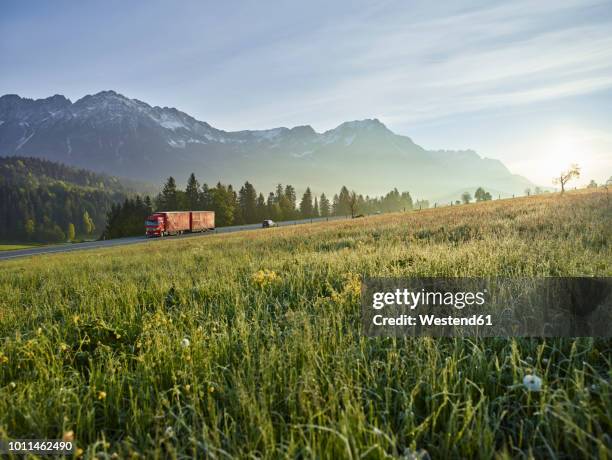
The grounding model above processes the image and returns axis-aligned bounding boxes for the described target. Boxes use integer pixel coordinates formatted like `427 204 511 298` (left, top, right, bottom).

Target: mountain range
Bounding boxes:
0 90 534 200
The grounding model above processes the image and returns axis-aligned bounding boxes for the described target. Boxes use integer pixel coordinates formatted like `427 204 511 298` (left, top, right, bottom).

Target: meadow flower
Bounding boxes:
62 430 75 442
251 269 280 288
0 353 8 364
523 374 542 392
181 338 190 348
97 391 107 400
164 426 175 438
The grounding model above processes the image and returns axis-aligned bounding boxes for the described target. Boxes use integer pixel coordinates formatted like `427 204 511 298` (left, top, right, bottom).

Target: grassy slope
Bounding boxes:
0 189 610 459
0 244 43 251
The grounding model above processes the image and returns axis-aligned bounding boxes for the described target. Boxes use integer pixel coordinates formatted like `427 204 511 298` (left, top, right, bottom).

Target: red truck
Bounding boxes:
145 211 215 237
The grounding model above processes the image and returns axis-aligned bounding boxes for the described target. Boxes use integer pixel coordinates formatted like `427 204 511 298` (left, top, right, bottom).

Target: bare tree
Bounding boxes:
524 188 531 196
553 164 580 193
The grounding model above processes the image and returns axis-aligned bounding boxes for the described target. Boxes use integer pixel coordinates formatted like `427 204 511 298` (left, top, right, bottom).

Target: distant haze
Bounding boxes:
1 0 611 185
0 91 535 201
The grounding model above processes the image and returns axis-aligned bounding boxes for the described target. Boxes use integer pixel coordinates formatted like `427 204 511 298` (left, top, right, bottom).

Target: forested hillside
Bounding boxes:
0 156 146 243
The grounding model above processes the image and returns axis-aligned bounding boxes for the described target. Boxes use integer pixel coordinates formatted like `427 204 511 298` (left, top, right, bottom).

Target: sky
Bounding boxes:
1 0 611 186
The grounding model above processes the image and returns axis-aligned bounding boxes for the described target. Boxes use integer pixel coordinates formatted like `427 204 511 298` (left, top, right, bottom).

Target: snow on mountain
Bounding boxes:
0 90 536 198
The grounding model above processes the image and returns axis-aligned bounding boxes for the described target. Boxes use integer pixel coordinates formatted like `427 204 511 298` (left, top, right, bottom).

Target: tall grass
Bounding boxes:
0 189 610 459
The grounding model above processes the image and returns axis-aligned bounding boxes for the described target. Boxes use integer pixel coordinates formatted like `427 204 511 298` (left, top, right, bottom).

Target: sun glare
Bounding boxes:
548 132 578 172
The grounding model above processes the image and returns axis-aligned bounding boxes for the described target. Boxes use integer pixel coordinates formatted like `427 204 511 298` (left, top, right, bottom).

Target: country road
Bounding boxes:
0 216 346 261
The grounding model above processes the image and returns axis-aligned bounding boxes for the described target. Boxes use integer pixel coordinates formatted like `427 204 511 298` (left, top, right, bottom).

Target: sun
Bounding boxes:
546 130 582 175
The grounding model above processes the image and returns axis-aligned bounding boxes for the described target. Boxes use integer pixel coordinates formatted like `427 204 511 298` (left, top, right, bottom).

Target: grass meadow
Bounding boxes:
0 189 610 459
0 244 42 252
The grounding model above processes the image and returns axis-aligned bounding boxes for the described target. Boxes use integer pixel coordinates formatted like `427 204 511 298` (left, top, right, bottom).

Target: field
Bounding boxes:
0 244 42 252
0 189 610 459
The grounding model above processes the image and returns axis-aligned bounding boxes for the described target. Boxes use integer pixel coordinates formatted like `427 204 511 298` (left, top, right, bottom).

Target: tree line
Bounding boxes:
102 173 416 238
0 157 129 243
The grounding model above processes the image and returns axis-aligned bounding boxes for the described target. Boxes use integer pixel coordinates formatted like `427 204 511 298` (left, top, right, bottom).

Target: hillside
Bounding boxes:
0 189 609 458
0 156 152 242
0 91 535 198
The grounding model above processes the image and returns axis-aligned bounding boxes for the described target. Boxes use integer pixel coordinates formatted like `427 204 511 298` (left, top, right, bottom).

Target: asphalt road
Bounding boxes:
0 216 346 261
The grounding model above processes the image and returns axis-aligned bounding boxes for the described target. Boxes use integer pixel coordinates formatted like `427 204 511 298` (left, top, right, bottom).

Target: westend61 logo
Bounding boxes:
361 278 612 337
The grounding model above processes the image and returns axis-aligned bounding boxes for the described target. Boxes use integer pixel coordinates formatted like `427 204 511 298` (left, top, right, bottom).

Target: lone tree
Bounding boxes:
461 191 472 204
553 164 580 193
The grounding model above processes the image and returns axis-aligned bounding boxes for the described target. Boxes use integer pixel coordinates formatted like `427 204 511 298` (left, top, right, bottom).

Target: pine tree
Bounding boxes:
336 186 351 216
319 193 330 217
185 173 200 209
256 193 266 221
238 181 258 224
200 183 211 209
284 185 297 215
144 196 153 214
299 187 313 218
275 184 284 203
159 177 179 210
267 192 280 221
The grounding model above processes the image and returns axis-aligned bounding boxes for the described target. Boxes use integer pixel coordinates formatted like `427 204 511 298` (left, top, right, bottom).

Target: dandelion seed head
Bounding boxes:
523 374 542 392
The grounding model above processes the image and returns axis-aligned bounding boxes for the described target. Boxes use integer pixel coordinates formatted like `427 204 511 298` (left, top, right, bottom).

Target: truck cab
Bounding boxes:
145 214 165 237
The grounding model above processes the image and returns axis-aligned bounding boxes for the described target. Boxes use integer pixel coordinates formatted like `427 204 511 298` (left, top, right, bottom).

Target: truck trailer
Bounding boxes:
145 211 215 237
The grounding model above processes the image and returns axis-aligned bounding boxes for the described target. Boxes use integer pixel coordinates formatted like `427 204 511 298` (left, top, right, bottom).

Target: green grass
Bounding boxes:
0 243 43 251
0 189 610 459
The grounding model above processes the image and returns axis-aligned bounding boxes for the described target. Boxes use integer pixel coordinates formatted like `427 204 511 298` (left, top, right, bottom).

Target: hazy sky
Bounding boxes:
2 0 611 186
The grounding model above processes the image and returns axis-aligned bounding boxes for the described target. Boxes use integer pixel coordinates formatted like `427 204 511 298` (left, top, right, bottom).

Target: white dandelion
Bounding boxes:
523 374 542 392
181 338 190 348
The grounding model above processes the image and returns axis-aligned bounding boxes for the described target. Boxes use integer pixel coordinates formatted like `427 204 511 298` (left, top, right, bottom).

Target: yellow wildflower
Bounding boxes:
251 269 280 288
